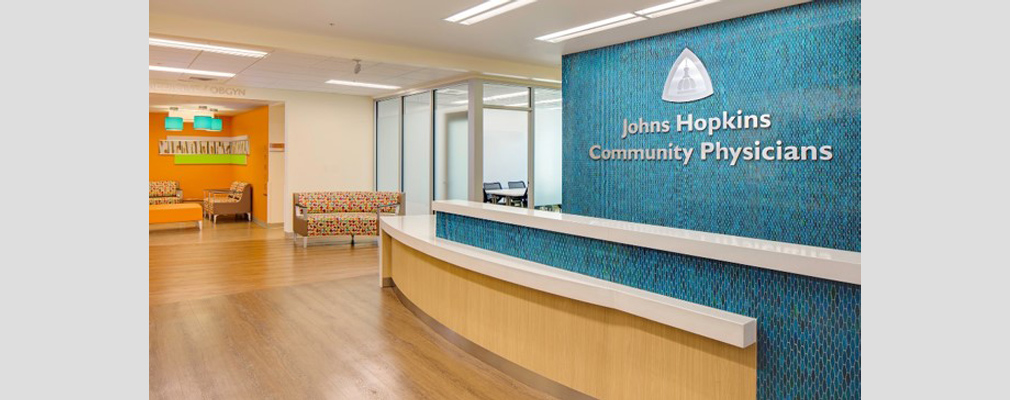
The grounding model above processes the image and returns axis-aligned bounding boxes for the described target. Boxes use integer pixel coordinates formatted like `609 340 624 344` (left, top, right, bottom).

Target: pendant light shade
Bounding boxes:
210 118 223 132
193 115 213 130
165 116 184 131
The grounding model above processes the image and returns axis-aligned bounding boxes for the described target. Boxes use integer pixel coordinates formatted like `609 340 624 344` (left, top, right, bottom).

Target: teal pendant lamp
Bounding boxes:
210 118 223 132
165 116 184 131
193 115 213 131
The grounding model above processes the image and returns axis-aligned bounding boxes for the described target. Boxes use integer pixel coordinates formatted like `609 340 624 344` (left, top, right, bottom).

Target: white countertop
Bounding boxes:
380 215 758 348
432 200 861 285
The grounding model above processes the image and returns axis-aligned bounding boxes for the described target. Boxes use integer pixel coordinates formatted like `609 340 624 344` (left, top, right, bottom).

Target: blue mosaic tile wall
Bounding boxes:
562 0 861 252
436 212 860 399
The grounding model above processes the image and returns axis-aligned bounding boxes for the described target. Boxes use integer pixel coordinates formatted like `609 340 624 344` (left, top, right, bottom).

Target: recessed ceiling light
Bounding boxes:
445 0 510 23
540 15 647 43
149 38 268 58
535 14 644 43
534 0 716 43
635 0 698 17
149 65 235 77
325 79 401 90
459 0 537 25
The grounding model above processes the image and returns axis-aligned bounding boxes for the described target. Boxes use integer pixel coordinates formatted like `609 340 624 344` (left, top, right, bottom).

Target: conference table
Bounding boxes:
486 188 527 206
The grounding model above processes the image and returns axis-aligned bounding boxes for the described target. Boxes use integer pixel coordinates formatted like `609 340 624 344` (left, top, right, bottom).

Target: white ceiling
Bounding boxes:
150 0 806 67
149 93 273 115
150 46 468 96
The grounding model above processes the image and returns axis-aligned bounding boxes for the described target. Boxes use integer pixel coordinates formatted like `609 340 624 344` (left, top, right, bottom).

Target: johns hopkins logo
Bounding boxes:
662 48 713 103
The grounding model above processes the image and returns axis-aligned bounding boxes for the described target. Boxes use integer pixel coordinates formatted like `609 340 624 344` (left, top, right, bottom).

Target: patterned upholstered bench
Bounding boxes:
292 191 404 247
149 180 182 205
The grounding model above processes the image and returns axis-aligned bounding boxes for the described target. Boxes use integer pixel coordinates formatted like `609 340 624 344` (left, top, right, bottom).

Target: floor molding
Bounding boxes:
390 281 596 400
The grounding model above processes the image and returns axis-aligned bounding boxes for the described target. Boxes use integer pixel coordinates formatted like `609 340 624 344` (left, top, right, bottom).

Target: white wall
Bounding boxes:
150 80 374 232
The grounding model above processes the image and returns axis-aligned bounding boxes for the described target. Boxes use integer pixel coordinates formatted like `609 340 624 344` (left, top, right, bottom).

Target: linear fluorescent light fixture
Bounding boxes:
534 0 710 43
149 65 235 77
445 0 536 25
149 38 268 58
325 79 401 90
460 0 537 25
635 0 698 17
535 14 646 43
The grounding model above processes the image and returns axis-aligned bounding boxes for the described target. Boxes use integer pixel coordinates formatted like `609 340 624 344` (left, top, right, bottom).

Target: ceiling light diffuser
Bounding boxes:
459 0 537 25
536 14 640 42
533 0 716 43
325 80 401 90
635 0 697 17
149 65 235 77
541 16 647 43
149 38 268 58
445 0 510 23
644 0 716 18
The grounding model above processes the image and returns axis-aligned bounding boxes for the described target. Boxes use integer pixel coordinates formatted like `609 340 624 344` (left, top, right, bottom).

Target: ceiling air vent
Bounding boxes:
187 76 218 82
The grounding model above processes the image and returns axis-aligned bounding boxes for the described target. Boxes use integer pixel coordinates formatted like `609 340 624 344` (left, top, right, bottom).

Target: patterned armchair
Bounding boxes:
150 181 182 205
203 181 252 223
292 191 404 247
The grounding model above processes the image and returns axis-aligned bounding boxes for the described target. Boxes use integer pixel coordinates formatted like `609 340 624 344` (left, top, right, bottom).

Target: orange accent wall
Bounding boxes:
231 106 270 222
149 109 270 222
149 112 237 201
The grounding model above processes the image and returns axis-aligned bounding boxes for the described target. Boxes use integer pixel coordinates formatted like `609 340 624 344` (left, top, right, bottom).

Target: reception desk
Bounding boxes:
378 201 860 400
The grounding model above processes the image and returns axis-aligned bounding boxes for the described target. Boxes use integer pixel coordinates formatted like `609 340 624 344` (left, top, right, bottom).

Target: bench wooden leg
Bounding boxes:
303 237 308 248
351 235 355 245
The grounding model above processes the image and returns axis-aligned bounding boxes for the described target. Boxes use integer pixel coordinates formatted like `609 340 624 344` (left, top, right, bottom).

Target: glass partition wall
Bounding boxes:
402 93 433 215
375 98 401 192
434 85 469 202
375 79 562 214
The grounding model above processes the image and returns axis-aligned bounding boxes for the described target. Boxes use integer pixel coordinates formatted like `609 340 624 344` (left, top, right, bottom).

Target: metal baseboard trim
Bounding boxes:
389 281 596 400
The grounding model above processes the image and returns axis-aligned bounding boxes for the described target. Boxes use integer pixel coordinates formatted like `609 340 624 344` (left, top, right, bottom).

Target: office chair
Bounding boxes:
483 182 503 204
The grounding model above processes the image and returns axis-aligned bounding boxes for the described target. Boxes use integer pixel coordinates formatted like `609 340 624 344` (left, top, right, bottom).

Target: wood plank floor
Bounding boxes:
150 221 554 400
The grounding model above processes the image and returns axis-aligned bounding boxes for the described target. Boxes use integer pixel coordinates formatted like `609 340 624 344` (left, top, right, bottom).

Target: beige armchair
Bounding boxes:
204 181 252 223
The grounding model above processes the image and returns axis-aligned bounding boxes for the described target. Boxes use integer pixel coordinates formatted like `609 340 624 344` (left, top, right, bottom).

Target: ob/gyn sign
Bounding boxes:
588 48 835 167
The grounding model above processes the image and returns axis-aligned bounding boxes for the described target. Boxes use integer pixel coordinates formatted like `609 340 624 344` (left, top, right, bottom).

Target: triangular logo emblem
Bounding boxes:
662 48 713 103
